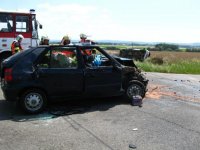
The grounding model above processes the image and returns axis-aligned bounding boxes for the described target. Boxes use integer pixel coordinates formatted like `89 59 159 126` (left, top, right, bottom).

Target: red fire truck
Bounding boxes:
0 9 42 64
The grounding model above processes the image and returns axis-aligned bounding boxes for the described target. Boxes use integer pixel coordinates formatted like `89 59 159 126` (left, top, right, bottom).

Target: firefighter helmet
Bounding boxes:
43 36 49 41
16 34 24 41
80 33 87 39
63 35 70 40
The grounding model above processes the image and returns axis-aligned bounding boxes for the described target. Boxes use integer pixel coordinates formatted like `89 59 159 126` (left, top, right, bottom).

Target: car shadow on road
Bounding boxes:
0 97 130 122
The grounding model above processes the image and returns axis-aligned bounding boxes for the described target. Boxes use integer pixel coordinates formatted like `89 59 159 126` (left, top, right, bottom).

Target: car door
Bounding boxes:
36 46 84 99
83 48 122 97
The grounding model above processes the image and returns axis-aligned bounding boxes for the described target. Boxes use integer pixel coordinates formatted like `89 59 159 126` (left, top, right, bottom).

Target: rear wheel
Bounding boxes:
20 89 47 114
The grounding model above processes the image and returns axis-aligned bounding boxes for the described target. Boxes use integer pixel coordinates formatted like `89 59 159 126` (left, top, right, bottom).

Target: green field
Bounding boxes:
99 45 148 50
106 50 200 74
136 51 200 74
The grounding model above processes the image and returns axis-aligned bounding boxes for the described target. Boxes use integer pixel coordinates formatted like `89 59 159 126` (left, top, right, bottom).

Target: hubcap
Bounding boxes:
127 84 142 98
24 92 43 111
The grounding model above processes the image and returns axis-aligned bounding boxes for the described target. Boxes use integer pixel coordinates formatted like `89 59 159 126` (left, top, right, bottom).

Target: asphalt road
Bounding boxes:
0 72 200 150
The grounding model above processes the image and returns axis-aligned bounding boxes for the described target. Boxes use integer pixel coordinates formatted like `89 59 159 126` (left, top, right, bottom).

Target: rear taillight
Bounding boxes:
4 68 13 82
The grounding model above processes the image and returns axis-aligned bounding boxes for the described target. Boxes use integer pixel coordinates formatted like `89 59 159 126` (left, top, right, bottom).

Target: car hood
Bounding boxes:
112 55 138 68
122 65 138 74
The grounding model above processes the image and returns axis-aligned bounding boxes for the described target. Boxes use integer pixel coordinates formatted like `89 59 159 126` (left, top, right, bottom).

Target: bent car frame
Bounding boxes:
1 44 148 113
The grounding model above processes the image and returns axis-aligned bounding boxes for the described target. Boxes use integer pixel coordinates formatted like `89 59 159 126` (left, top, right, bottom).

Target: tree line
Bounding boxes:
154 43 179 51
98 42 200 52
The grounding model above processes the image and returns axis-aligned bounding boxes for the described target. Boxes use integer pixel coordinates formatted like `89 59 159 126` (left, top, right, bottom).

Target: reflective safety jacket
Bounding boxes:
11 40 23 55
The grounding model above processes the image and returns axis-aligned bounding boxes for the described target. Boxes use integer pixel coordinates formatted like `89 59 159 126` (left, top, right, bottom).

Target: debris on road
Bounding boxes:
146 83 200 103
131 96 143 107
132 128 138 131
129 144 137 149
12 112 57 122
49 106 89 116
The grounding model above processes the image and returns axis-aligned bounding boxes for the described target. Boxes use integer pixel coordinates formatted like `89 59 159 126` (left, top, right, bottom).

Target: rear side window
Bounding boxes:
12 47 46 69
5 48 36 64
37 47 78 69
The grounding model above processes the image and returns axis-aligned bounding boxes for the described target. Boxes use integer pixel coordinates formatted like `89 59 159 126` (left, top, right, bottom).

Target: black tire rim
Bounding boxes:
24 92 43 112
127 84 143 98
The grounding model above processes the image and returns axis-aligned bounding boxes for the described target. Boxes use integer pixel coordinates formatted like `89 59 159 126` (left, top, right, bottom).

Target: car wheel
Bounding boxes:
20 89 47 114
125 81 145 100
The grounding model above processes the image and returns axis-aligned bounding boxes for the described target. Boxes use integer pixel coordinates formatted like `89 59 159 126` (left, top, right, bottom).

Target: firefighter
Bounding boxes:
79 33 96 56
80 33 87 43
60 35 71 45
11 34 24 55
79 33 95 45
40 36 49 45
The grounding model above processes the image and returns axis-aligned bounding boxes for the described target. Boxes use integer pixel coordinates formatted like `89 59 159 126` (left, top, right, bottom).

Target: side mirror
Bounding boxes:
39 24 43 29
112 62 121 70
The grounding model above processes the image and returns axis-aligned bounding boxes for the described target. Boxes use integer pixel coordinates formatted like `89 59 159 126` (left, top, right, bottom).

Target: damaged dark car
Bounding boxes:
1 45 148 113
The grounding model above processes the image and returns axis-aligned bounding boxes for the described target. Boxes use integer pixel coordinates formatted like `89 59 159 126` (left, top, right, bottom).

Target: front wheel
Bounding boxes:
20 89 47 114
125 81 145 100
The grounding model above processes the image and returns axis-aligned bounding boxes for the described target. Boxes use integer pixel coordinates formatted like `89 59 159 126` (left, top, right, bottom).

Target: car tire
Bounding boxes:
20 89 47 114
125 80 145 101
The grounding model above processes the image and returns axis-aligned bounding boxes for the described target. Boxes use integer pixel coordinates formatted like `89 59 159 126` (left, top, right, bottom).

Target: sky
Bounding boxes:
1 0 200 43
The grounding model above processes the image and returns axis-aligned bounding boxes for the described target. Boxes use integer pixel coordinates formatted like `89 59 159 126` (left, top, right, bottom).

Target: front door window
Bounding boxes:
81 48 112 68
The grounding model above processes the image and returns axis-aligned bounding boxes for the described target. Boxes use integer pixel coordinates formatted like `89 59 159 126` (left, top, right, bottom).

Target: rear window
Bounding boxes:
6 48 36 62
14 47 46 70
4 47 45 67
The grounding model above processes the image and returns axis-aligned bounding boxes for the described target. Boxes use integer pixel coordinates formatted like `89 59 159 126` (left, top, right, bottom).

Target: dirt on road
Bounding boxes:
146 72 200 103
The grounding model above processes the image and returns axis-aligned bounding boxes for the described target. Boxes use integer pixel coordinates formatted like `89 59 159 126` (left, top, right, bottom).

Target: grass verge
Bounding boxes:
136 59 200 74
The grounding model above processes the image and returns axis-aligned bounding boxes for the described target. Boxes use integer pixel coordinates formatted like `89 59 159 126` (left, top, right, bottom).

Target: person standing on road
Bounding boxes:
11 34 24 55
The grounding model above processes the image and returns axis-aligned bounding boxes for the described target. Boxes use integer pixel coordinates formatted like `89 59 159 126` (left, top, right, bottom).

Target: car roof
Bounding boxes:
37 44 99 49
